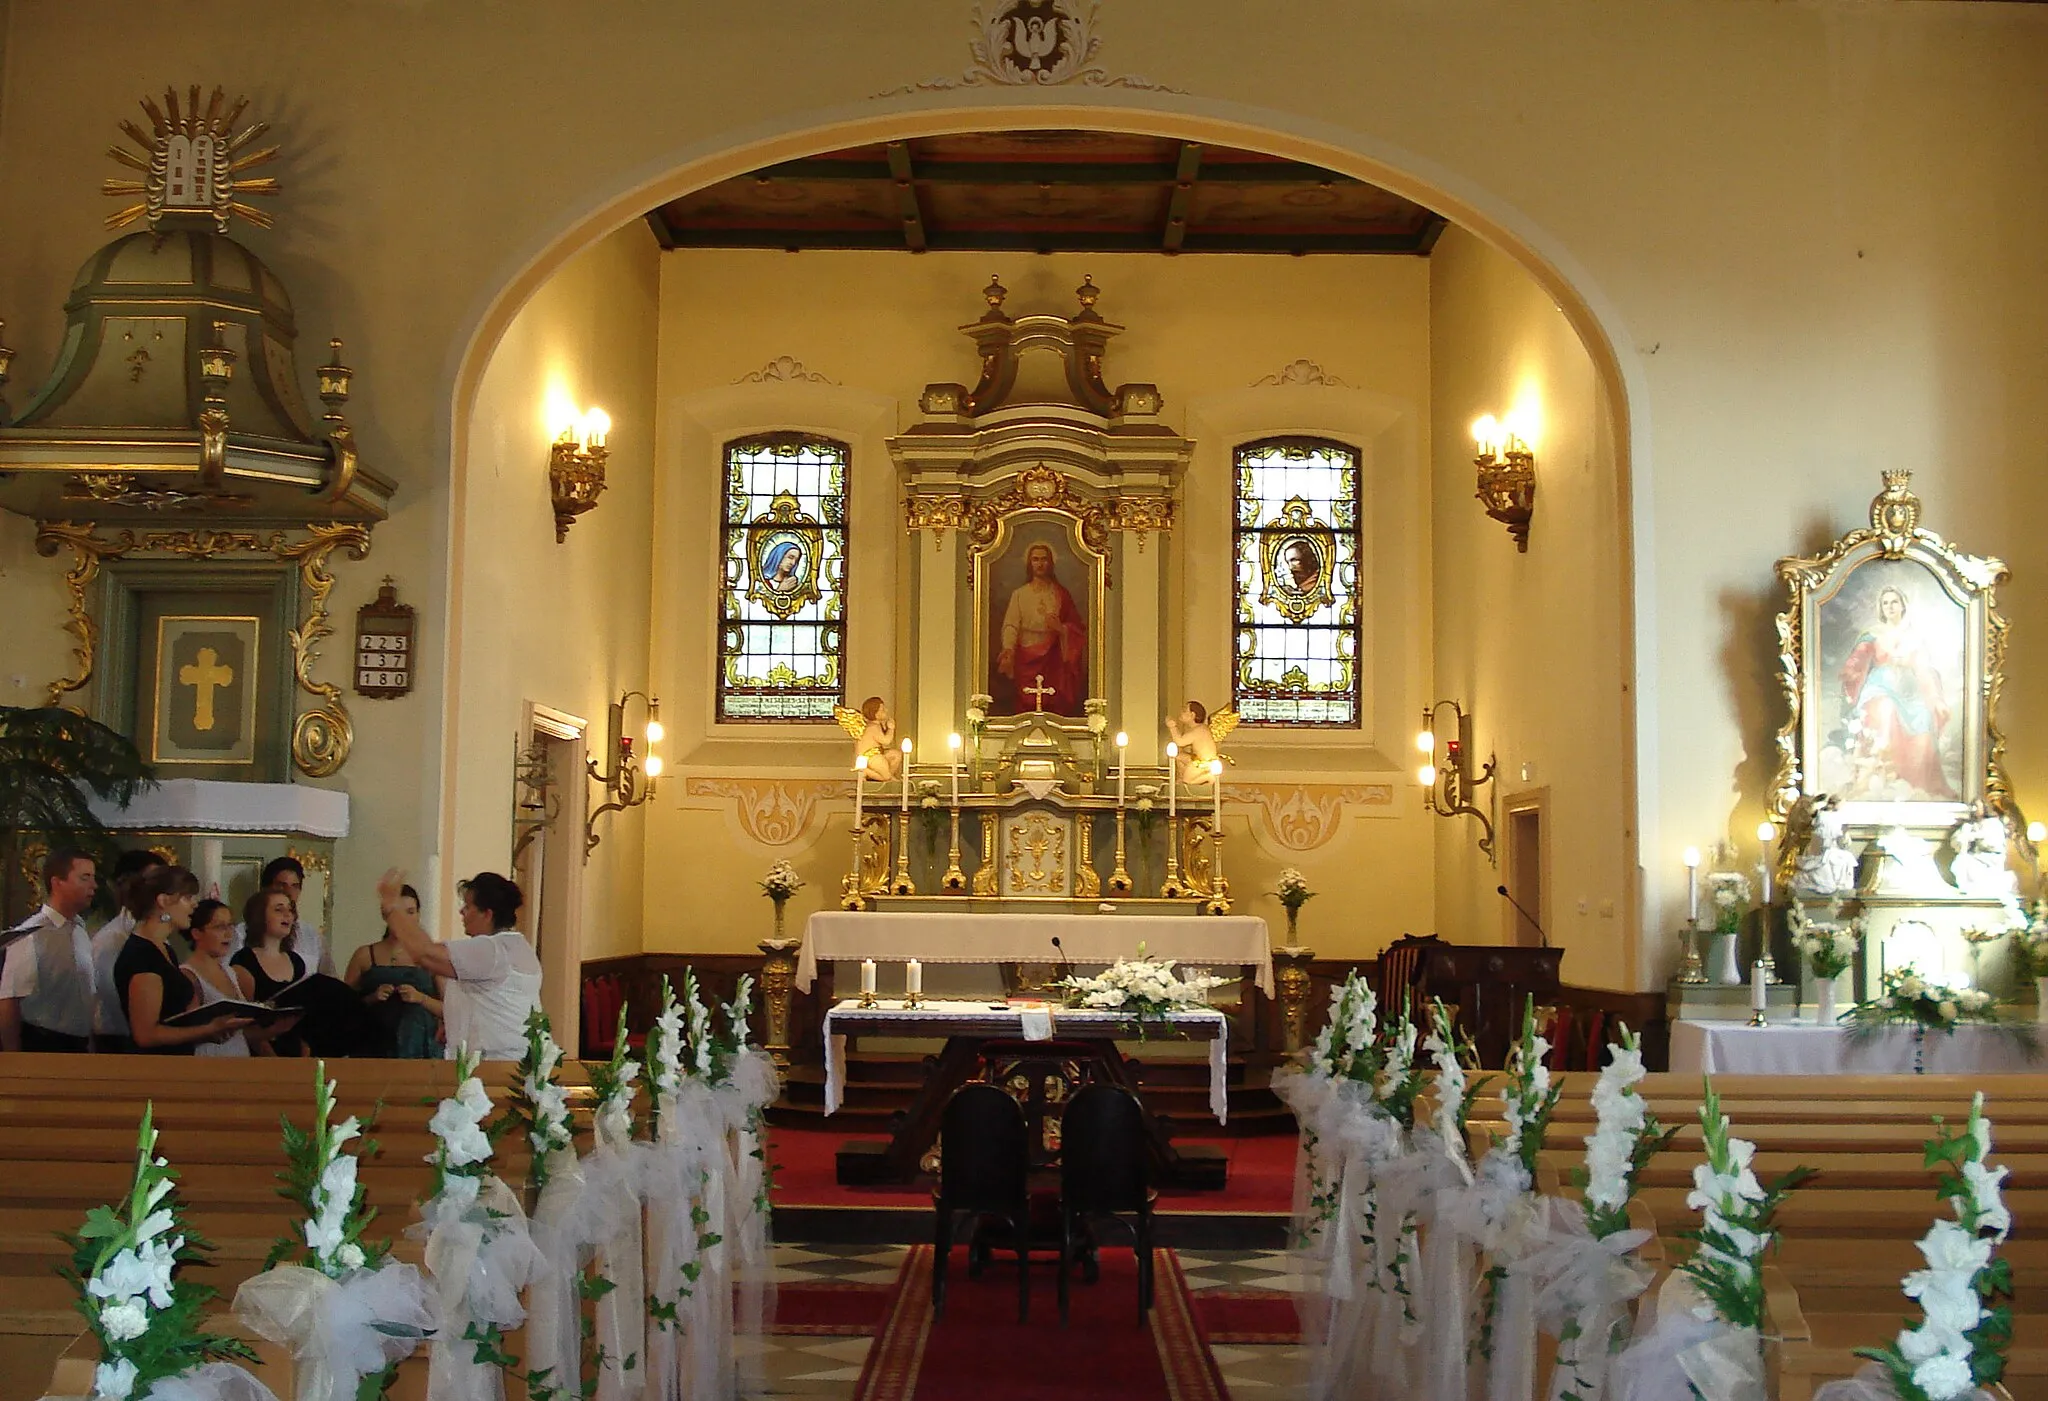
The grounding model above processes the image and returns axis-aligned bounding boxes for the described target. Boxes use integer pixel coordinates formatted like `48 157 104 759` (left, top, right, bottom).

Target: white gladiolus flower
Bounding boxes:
330 1115 361 1151
1962 1156 2011 1238
1910 1349 1977 1399
337 1242 366 1271
99 1299 148 1341
454 1077 491 1116
95 1357 139 1399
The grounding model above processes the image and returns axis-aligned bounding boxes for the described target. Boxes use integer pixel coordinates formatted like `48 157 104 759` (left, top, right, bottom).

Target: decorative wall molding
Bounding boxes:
877 0 1180 97
685 776 855 848
1250 359 1353 389
733 355 838 386
1240 782 1394 853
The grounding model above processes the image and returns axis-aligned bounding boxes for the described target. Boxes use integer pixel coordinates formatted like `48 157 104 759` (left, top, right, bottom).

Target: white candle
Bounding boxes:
1166 742 1178 820
906 959 921 998
1683 846 1701 923
853 754 867 833
1756 820 1775 906
900 737 913 813
948 732 962 805
1115 731 1128 807
1751 961 1768 1011
861 958 877 996
1211 758 1225 876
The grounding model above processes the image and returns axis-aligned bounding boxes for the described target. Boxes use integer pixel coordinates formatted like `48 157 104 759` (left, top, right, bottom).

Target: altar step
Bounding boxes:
769 1051 1299 1137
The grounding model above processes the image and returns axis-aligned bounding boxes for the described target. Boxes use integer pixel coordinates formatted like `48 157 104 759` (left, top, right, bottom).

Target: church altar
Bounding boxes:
1670 1017 2042 1076
821 999 1228 1120
797 910 1273 995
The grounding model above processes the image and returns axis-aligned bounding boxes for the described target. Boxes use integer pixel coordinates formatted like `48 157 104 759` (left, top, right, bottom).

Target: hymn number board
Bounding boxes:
353 580 415 699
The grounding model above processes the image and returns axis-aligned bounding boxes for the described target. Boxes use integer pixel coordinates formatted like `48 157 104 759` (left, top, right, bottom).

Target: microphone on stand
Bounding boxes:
1497 884 1550 948
1051 935 1075 984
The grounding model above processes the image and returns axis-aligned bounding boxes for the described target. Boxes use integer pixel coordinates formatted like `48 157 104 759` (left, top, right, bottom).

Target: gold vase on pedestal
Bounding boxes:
1272 945 1315 1054
757 935 800 1069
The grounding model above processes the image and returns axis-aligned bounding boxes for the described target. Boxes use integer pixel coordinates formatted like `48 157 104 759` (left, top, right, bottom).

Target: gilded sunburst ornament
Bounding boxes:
101 85 281 233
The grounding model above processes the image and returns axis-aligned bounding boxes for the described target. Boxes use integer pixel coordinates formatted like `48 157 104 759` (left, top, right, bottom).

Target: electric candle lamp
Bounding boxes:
2031 821 2046 845
643 754 664 778
1683 845 1701 923
1415 729 1436 754
1419 762 1438 789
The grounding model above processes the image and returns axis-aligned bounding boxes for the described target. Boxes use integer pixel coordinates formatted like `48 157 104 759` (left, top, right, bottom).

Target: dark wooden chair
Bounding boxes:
932 1083 1032 1322
1375 933 1443 1007
1057 1083 1155 1327
1414 944 1563 1068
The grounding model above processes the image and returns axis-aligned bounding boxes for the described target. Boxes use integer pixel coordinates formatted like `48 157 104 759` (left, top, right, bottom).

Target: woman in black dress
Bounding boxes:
117 866 251 1054
232 888 309 1056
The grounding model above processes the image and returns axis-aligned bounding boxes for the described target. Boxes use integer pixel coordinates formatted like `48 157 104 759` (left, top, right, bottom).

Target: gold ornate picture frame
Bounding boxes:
744 490 825 619
1772 471 2010 833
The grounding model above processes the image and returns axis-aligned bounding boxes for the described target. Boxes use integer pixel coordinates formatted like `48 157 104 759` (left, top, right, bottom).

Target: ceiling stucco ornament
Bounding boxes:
733 355 839 386
877 0 1181 97
1250 359 1353 389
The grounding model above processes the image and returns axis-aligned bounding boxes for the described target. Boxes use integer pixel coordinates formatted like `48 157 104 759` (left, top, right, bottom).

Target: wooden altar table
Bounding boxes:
1671 1018 2044 1076
798 910 1274 995
822 998 1230 1189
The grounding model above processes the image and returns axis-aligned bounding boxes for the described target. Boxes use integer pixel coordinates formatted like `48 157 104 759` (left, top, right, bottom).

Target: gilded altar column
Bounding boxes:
1272 945 1316 1055
758 936 802 1070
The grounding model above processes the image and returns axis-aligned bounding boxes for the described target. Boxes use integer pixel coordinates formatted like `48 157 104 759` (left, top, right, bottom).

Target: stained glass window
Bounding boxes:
717 434 848 722
1232 438 1361 727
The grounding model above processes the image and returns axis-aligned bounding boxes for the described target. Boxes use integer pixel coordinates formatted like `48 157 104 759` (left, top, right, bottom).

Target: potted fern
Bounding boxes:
0 704 152 921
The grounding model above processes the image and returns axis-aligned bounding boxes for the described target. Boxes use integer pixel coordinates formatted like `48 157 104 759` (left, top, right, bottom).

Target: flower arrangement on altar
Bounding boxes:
1838 1092 2013 1401
1844 967 2000 1037
1055 941 1227 1027
1797 920 1862 983
1274 867 1314 913
63 1106 256 1400
510 1008 575 1191
1707 870 1753 935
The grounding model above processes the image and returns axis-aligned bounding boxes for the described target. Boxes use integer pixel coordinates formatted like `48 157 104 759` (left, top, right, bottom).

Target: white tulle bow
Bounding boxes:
1813 1363 2004 1401
1610 1274 1766 1401
1522 1200 1654 1401
136 1362 282 1401
412 1174 544 1401
232 1260 435 1401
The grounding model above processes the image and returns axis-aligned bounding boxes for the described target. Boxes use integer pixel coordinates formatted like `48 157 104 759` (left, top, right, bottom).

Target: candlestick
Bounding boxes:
1683 846 1700 924
942 736 965 892
859 958 877 1007
1166 741 1178 819
1747 961 1769 1026
948 732 962 805
1115 731 1128 807
900 737 913 813
905 958 923 1007
843 755 870 910
1161 744 1186 898
1207 758 1228 912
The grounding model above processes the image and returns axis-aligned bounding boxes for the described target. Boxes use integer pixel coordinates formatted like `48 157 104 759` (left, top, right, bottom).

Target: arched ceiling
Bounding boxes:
645 130 1446 256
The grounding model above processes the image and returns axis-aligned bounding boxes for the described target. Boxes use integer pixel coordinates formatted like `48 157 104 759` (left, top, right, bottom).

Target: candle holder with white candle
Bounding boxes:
891 738 917 895
1203 757 1231 914
941 732 967 891
858 957 878 1009
842 754 872 910
1676 845 1708 983
1160 740 1189 898
1108 730 1134 894
1753 819 1779 983
903 958 924 1009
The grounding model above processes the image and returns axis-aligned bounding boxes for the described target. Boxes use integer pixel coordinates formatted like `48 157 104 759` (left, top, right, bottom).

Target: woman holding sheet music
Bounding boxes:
232 889 310 1056
116 866 252 1054
184 899 298 1057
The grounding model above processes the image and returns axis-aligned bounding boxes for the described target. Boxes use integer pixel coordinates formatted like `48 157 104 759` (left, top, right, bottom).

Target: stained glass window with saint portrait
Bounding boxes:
1232 437 1360 726
717 434 848 722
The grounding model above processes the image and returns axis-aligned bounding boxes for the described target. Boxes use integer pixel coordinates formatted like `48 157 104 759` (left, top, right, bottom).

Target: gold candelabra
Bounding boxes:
1108 808 1133 893
1161 813 1188 898
890 809 916 895
942 806 966 891
1676 920 1708 984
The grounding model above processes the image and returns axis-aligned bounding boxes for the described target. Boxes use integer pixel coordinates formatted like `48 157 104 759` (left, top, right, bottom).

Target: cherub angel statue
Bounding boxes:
1790 793 1860 897
1949 800 2018 898
1164 699 1240 788
833 695 900 783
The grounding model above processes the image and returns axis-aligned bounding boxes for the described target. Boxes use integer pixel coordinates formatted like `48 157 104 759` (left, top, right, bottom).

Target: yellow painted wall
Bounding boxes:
446 221 661 971
645 249 1436 959
1429 227 1631 985
0 4 2041 989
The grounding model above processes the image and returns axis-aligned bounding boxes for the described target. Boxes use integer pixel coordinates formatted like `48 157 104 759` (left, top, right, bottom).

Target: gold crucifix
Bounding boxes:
1023 673 1054 711
178 647 235 732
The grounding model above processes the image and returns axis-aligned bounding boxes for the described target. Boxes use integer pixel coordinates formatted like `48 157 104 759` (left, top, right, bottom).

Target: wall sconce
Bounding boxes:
1472 413 1536 552
585 689 660 858
1417 699 1498 862
549 407 611 543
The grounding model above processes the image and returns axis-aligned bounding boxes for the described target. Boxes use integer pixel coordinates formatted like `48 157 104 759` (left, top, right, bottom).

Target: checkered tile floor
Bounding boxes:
754 1243 1307 1398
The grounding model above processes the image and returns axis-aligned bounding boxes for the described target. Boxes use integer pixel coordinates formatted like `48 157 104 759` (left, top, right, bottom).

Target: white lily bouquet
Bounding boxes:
759 860 804 904
1707 871 1752 936
1310 970 1381 1082
232 1064 434 1401
1544 1026 1674 1401
1817 1093 2013 1401
64 1106 260 1401
1056 941 1228 1029
1844 967 2000 1038
1422 998 1487 1178
511 1008 575 1191
1796 923 1860 983
414 1046 545 1401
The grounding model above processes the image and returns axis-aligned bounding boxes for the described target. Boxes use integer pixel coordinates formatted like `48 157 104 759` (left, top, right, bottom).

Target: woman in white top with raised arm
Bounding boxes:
375 868 541 1061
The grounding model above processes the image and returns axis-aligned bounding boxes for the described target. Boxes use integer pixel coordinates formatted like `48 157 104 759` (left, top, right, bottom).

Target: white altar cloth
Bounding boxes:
1671 1018 2043 1076
798 910 1273 995
87 777 351 837
821 998 1230 1123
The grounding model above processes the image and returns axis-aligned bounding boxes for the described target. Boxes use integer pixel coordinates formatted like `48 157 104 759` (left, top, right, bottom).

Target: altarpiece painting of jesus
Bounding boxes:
982 517 1095 717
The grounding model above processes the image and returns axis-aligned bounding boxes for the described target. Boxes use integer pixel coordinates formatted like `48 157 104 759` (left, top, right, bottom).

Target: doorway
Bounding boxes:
516 703 588 1049
1504 790 1547 948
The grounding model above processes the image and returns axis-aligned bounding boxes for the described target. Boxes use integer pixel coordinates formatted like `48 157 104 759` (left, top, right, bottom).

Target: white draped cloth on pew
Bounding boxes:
798 910 1275 995
821 999 1228 1121
1670 1019 2041 1075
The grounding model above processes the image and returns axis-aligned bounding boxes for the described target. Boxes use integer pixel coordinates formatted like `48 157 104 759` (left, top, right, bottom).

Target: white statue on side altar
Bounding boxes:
1164 699 1240 787
1872 825 1950 895
833 695 901 783
1791 794 1860 896
1949 801 2018 898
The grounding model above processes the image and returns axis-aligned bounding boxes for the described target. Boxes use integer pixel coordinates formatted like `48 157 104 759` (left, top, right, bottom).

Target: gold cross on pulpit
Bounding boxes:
1024 673 1054 711
178 647 235 732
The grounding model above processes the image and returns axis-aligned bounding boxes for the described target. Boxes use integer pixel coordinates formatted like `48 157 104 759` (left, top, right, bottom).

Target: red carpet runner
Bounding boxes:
853 1245 1229 1401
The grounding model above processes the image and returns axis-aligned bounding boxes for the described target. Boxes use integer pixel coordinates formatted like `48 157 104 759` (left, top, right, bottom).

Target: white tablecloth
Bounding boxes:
798 910 1274 995
821 998 1230 1122
1670 1018 2043 1075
